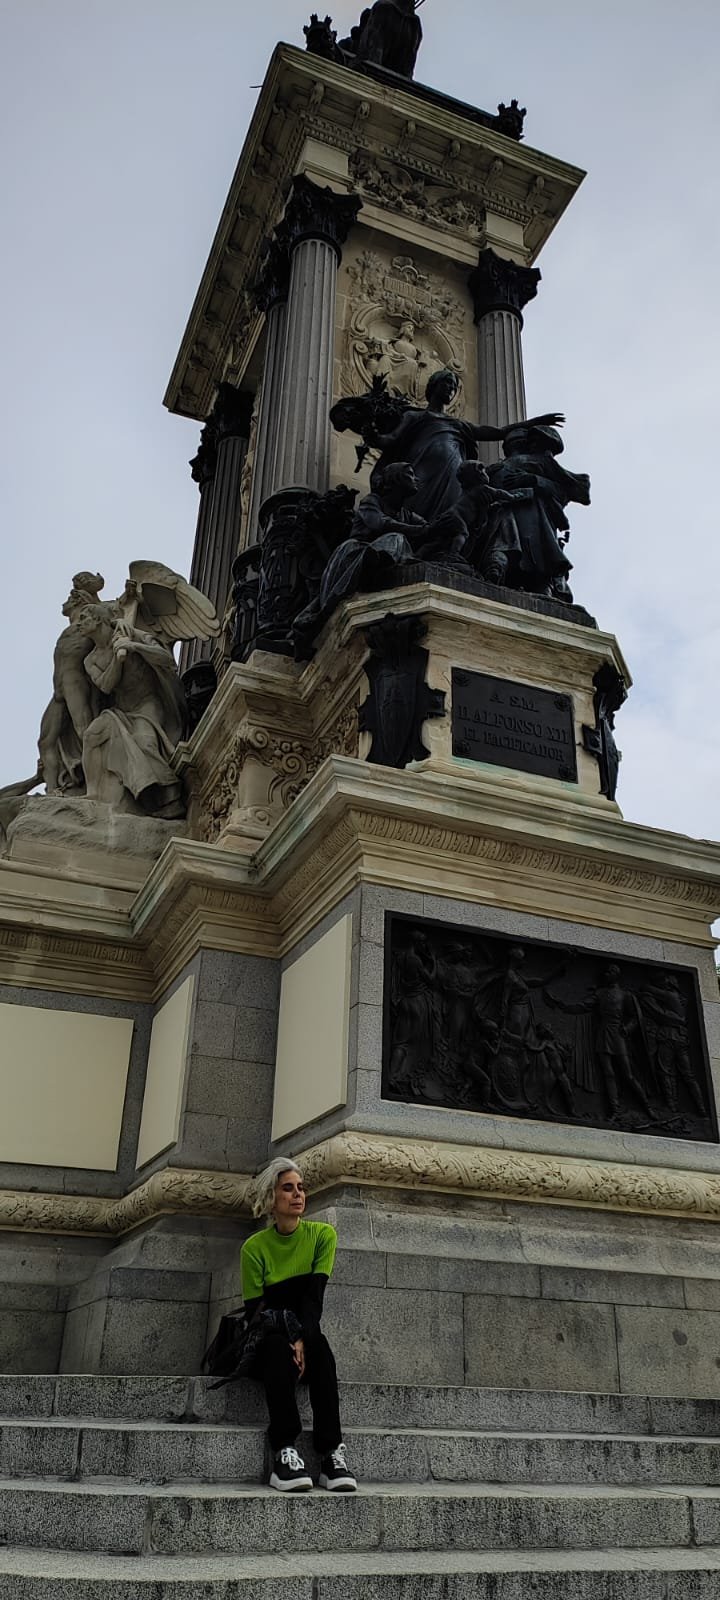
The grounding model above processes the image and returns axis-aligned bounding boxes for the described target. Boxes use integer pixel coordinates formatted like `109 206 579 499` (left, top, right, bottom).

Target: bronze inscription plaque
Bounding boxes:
452 669 577 782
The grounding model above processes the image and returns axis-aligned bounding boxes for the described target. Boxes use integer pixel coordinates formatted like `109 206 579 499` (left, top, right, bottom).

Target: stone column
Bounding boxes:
179 428 218 676
271 175 361 495
182 385 253 672
469 248 540 464
245 241 291 541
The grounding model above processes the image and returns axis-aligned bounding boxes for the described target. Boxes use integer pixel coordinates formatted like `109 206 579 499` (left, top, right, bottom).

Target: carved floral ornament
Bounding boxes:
4 1134 720 1237
198 705 359 842
342 249 466 403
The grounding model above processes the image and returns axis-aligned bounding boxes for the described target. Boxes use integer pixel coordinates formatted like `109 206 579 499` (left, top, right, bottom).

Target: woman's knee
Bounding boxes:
304 1332 337 1372
257 1331 296 1371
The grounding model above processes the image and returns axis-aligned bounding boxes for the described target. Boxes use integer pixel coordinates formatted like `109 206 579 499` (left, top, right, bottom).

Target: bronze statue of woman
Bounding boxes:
371 369 564 522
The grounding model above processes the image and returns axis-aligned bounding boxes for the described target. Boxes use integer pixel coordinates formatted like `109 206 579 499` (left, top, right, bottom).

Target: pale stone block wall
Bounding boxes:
0 1004 134 1171
272 914 352 1141
136 977 195 1170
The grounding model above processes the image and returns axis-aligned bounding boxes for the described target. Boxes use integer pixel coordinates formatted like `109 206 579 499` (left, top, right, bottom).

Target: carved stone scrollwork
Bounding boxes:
469 248 541 326
282 173 362 262
199 702 359 842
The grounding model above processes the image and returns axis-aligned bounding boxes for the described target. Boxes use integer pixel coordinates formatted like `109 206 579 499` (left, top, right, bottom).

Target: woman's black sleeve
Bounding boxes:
299 1273 328 1337
243 1295 262 1322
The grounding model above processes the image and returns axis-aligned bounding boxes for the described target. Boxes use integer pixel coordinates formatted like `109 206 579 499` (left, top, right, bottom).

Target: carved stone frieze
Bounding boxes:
342 249 466 402
5 1134 720 1237
347 144 540 235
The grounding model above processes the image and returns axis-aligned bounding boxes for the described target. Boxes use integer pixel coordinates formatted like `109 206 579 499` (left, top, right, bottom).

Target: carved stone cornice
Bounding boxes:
5 1135 720 1237
469 246 541 324
282 173 362 262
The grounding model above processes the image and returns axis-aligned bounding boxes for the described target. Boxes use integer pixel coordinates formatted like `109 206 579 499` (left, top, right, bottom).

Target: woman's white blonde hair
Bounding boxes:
251 1157 303 1221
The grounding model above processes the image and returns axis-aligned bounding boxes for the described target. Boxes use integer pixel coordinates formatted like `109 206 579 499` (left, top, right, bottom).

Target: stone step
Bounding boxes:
0 1479 718 1557
2 1544 720 1598
5 1374 720 1437
3 1418 720 1487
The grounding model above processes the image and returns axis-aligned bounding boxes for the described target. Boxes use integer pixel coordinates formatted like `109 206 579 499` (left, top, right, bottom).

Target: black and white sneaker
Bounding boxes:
318 1442 357 1492
269 1446 313 1492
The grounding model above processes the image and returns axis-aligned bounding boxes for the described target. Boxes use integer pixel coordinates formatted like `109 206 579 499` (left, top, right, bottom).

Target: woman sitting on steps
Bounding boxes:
241 1157 357 1494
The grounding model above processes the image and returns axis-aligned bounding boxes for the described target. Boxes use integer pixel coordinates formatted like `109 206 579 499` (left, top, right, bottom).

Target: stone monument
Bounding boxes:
1 5 720 1428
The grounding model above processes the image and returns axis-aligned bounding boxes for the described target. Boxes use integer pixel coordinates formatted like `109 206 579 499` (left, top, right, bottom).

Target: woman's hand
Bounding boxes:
291 1338 305 1378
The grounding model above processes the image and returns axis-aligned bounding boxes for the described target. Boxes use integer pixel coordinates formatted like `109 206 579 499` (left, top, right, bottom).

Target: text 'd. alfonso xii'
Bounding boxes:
452 669 577 783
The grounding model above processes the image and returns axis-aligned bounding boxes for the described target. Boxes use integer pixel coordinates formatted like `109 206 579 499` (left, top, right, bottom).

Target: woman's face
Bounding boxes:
273 1169 306 1223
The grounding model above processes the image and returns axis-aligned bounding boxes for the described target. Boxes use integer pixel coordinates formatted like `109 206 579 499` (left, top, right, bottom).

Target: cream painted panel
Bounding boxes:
272 916 352 1141
0 1005 134 1170
136 977 195 1169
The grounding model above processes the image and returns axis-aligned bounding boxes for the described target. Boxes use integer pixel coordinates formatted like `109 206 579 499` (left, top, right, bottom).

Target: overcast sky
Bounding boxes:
1 0 718 845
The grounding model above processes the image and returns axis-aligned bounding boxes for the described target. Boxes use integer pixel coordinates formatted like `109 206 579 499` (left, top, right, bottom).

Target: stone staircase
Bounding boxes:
1 1376 720 1595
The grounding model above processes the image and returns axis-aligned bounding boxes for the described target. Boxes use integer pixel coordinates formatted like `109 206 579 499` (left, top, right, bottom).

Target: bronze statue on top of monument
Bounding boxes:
304 2 424 79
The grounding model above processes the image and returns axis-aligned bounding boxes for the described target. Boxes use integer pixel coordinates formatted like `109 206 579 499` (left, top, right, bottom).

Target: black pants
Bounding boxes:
255 1330 342 1455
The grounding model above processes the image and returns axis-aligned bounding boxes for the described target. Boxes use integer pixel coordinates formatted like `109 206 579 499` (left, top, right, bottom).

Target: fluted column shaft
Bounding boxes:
476 310 527 465
269 175 361 497
181 384 252 672
179 443 217 676
246 297 288 536
203 430 248 627
469 247 540 466
272 238 337 493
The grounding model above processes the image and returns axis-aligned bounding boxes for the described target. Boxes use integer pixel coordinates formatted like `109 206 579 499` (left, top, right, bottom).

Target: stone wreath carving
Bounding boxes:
342 249 466 403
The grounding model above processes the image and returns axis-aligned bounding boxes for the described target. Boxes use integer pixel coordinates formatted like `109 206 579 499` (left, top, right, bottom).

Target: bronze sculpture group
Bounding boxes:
231 368 591 664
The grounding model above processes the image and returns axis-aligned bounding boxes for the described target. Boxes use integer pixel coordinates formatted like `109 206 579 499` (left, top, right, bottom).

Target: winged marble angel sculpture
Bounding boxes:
39 561 219 819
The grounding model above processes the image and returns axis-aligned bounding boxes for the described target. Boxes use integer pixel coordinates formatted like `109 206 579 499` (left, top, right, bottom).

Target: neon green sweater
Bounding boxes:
240 1219 337 1301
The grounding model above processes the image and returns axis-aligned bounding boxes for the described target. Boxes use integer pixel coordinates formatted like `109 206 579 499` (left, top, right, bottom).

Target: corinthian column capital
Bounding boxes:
469 247 541 327
282 173 362 262
210 383 254 444
254 235 292 315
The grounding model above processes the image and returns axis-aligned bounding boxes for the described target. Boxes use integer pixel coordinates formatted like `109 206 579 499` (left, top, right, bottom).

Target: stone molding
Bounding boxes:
469 246 541 324
6 1134 720 1237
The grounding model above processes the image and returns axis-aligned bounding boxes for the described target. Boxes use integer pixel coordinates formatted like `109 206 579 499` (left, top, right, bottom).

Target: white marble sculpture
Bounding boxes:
37 562 220 818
